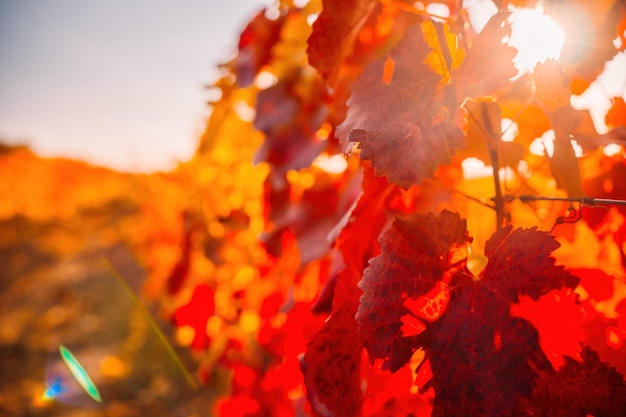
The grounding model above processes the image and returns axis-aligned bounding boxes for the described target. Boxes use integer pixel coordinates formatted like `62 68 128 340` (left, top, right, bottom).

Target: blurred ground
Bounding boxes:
0 145 218 416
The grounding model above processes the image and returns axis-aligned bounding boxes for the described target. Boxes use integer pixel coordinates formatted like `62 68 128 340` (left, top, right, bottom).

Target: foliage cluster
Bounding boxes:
167 0 626 415
4 0 626 416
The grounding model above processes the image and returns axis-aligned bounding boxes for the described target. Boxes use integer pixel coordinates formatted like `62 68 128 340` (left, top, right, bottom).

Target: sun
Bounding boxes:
507 5 566 74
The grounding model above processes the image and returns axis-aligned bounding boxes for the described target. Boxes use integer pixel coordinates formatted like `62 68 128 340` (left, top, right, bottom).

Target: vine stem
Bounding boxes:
476 101 508 229
489 139 507 228
510 195 626 206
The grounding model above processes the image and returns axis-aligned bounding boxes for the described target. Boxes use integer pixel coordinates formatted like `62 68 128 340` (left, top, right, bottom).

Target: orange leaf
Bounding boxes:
533 59 571 113
453 10 518 100
606 97 626 129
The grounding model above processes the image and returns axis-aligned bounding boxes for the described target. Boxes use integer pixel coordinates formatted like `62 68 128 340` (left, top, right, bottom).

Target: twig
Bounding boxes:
510 195 626 207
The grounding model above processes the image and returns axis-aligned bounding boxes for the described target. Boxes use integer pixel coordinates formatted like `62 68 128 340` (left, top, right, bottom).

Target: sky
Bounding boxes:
0 0 269 172
1 1 623 173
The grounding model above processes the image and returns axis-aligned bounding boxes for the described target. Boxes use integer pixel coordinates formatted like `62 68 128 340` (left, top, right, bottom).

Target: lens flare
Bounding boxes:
39 377 65 403
39 345 102 406
58 345 102 403
508 6 565 74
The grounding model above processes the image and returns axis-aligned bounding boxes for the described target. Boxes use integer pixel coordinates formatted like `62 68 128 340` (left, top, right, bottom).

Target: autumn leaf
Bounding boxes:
7 0 626 415
253 71 328 179
526 59 585 198
482 225 580 302
453 10 518 100
235 10 286 87
606 97 626 129
172 284 215 350
499 98 550 148
533 59 570 113
336 24 464 189
462 98 524 167
421 20 465 82
427 284 552 417
301 273 363 417
519 347 626 416
573 268 616 302
356 210 471 371
262 169 362 265
307 0 375 85
424 226 579 416
530 105 584 198
333 165 395 272
549 0 626 94
511 289 585 369
356 213 586 415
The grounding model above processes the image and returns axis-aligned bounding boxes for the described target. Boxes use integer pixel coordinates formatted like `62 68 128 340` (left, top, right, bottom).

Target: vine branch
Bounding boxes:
505 195 626 207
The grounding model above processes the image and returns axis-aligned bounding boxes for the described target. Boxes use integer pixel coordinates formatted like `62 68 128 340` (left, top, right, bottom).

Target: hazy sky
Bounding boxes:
0 0 269 172
1 2 623 172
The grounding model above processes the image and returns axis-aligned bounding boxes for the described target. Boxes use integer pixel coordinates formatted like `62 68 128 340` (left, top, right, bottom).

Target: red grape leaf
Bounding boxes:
519 347 626 416
307 0 375 84
356 210 471 371
453 10 517 100
482 225 580 302
235 10 285 87
511 289 585 369
427 283 552 417
336 24 464 189
166 211 203 294
301 273 363 417
356 215 583 415
423 227 578 415
334 165 396 273
571 268 615 302
253 72 328 180
262 169 362 265
172 284 215 350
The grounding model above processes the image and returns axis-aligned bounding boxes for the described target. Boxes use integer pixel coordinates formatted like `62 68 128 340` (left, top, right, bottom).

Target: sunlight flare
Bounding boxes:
508 6 565 74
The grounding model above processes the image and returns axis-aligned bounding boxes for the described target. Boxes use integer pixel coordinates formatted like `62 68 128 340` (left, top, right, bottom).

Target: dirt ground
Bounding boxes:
0 211 218 416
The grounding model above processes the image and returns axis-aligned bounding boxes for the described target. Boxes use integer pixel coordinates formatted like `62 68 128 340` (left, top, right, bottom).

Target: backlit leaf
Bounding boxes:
533 59 570 113
172 284 215 350
301 273 362 417
453 10 518 100
427 284 551 417
606 97 626 130
421 20 464 82
511 289 585 369
482 225 580 302
307 0 375 84
235 10 286 87
356 210 471 371
336 24 464 189
520 347 626 416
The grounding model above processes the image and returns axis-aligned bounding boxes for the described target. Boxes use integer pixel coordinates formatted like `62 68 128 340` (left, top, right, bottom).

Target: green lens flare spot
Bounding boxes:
59 345 102 403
